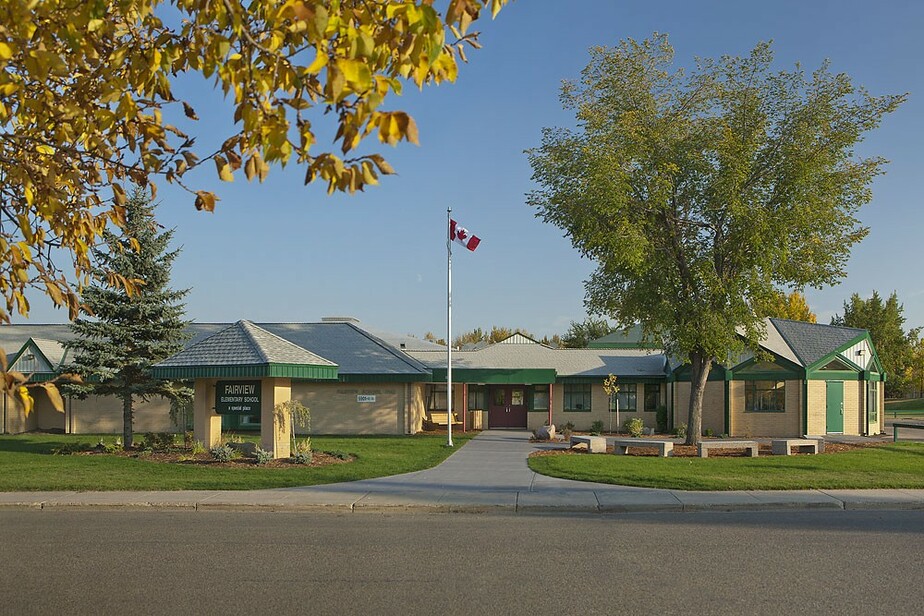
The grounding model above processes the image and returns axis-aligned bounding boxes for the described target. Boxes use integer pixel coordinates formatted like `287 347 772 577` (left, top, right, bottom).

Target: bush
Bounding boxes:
141 432 176 451
94 438 119 454
293 451 313 465
209 443 236 463
656 405 668 433
51 442 92 455
253 447 273 465
704 428 714 437
623 417 644 438
191 440 206 455
590 420 604 436
674 423 688 440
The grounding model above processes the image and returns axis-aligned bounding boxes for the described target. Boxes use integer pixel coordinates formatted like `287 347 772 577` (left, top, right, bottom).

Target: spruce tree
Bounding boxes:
65 188 190 449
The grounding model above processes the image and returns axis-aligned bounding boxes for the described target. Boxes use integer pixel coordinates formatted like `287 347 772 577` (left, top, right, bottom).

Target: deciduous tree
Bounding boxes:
451 325 534 347
560 317 617 348
0 0 506 323
527 34 903 444
64 189 191 449
759 291 817 323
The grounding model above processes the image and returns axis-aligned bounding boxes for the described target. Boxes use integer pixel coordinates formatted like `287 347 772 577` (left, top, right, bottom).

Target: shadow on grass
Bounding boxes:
0 437 81 454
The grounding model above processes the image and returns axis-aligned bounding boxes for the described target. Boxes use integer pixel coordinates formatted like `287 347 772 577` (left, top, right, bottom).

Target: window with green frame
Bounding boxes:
644 384 661 412
745 380 786 412
563 383 592 412
610 383 637 412
868 381 878 422
468 385 486 411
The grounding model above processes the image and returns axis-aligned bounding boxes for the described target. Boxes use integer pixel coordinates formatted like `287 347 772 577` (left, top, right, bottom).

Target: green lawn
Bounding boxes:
884 398 924 414
528 443 924 491
0 432 473 492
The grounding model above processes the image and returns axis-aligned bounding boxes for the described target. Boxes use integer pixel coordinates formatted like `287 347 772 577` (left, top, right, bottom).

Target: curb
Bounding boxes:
2 498 923 514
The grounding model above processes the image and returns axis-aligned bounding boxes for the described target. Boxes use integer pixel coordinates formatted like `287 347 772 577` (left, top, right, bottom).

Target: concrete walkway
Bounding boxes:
2 430 924 514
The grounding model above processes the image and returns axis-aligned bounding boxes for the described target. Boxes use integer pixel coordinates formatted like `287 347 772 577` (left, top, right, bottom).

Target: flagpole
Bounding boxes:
446 207 454 447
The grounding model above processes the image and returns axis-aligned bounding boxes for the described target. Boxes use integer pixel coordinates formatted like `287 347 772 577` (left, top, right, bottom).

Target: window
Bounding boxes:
563 383 592 412
745 380 786 413
532 386 549 411
468 385 486 411
610 383 637 412
644 384 661 412
428 385 447 410
869 381 878 422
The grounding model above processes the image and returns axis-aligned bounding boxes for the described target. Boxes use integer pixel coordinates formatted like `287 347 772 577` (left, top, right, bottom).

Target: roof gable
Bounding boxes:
9 338 61 373
770 318 868 367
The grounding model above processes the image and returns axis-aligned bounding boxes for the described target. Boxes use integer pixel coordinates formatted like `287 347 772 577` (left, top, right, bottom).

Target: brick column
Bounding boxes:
260 378 292 459
193 379 221 447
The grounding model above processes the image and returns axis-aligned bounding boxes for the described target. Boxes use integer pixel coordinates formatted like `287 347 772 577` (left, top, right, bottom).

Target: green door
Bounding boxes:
826 381 844 433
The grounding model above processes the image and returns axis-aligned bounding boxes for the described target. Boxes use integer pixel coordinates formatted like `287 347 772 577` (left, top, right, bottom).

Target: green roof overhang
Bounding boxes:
431 368 557 384
338 372 432 383
150 363 339 380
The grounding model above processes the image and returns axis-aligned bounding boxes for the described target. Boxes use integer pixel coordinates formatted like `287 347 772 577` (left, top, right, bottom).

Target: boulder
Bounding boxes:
229 441 257 456
535 424 556 441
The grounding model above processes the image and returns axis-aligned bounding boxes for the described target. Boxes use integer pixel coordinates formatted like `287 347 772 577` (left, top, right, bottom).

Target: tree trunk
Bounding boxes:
122 393 133 450
685 351 713 446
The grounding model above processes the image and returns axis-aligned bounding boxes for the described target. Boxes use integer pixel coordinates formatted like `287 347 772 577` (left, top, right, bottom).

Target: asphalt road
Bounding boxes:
2 510 922 615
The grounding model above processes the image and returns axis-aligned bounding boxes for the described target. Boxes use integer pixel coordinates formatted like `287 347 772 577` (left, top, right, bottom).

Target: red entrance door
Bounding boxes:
488 385 528 428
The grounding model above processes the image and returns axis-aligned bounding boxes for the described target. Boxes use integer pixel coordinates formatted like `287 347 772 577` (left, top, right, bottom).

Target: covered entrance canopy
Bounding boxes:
151 320 339 458
431 368 557 429
414 334 669 431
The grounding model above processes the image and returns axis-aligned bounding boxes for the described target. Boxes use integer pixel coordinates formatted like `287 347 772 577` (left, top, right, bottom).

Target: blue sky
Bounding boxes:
19 0 924 339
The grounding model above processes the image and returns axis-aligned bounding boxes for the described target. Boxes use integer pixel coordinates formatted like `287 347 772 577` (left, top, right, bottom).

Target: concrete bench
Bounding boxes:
428 412 461 427
697 440 759 458
611 438 674 457
771 438 820 455
570 435 607 454
892 421 924 442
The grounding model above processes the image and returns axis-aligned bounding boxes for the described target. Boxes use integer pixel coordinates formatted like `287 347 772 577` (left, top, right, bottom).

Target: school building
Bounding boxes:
0 317 884 440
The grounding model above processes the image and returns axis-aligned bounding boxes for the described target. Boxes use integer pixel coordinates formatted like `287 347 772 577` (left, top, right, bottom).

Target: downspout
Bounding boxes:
462 384 468 433
802 374 809 436
548 383 553 427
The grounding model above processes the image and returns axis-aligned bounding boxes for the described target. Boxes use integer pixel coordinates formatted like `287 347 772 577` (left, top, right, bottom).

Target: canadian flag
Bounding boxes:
449 219 481 252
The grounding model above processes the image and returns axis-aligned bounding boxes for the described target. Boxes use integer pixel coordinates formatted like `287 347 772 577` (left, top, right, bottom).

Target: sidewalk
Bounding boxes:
2 430 923 514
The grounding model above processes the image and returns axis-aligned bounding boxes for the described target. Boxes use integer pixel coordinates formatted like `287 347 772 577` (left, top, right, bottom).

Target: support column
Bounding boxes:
260 378 292 459
193 379 221 447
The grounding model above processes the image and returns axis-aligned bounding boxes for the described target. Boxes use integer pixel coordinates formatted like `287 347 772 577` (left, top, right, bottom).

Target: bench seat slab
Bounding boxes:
698 440 759 458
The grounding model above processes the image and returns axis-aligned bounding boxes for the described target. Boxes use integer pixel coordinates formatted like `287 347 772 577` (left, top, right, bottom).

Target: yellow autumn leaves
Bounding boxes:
0 0 506 322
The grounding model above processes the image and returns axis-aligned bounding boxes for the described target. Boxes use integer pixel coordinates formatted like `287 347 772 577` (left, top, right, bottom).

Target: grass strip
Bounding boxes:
884 398 924 412
528 443 924 491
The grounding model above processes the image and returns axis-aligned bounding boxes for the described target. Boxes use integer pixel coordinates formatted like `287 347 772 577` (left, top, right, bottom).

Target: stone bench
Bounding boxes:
570 435 607 454
771 438 820 455
611 438 674 457
697 440 759 458
428 412 461 427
